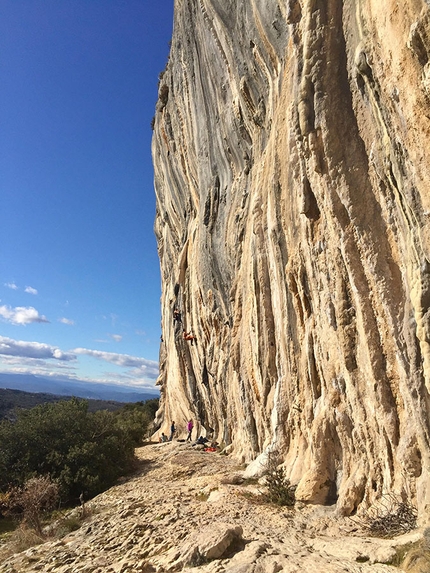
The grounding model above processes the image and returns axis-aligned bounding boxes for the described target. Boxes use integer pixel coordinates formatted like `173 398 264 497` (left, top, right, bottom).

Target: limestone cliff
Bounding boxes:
152 0 430 518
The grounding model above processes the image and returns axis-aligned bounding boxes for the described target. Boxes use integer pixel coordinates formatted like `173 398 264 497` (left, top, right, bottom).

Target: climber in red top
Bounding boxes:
183 330 196 345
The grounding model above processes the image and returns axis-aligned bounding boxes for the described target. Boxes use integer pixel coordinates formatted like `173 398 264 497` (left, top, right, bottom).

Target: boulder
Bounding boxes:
181 523 244 566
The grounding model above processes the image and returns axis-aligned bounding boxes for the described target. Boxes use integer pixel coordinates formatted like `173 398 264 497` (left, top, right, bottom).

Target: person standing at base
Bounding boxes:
169 421 176 441
186 419 194 442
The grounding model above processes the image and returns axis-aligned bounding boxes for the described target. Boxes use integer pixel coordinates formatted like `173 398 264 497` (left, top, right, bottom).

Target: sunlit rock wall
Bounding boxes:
152 0 430 517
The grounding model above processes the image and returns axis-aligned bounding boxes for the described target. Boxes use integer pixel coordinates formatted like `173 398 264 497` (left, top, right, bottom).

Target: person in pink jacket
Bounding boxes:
186 419 194 442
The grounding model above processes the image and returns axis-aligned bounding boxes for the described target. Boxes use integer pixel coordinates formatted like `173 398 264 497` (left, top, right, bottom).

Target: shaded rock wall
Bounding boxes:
152 0 430 517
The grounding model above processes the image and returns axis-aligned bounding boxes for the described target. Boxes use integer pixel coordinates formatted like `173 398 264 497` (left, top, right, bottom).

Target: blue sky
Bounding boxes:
0 1 174 390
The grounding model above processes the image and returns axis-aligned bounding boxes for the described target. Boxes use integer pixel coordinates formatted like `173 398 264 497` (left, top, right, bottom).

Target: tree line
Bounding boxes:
0 397 158 507
0 388 132 421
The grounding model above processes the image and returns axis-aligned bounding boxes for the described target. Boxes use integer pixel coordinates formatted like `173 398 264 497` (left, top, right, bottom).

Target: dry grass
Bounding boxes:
0 504 96 562
0 524 45 560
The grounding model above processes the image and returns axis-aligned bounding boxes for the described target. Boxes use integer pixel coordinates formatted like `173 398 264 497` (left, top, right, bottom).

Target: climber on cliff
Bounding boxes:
173 308 182 323
169 421 176 441
186 419 194 442
183 330 196 345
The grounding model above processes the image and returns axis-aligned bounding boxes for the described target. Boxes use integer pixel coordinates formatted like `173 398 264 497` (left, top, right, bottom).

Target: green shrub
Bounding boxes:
0 397 158 503
114 400 158 446
263 451 296 507
53 515 84 538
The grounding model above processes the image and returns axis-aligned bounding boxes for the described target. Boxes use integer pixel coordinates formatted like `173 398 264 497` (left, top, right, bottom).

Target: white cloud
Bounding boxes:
25 286 38 295
73 348 159 379
0 336 76 361
59 317 75 325
109 334 123 342
0 361 158 391
0 305 49 325
5 282 18 290
0 355 77 374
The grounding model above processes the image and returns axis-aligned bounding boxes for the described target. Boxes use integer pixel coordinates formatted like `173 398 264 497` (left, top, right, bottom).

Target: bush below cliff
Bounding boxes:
0 398 158 504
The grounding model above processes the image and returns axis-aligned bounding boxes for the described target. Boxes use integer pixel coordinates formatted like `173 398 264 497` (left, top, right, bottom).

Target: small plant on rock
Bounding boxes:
53 515 83 538
263 451 296 507
195 491 210 502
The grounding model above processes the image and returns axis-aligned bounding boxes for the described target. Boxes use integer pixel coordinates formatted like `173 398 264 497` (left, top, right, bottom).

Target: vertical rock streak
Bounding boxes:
153 0 430 516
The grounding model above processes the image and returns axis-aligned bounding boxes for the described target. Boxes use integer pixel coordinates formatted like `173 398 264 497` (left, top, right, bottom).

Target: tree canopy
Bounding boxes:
0 398 158 503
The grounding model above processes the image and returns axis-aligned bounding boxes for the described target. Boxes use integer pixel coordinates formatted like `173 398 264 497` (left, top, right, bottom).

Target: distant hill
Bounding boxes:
0 387 136 420
0 372 159 403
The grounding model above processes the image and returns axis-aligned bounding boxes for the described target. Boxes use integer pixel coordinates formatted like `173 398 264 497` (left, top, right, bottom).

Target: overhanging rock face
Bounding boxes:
152 0 430 517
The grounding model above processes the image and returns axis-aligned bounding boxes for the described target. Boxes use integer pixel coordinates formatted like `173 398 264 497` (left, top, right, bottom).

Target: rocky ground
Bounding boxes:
0 442 426 572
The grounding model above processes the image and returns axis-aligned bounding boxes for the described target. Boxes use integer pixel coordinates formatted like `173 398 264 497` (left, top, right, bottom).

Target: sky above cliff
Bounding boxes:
0 1 174 392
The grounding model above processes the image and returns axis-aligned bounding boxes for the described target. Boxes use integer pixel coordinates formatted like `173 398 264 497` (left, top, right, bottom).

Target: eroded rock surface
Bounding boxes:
152 0 430 517
0 444 422 572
